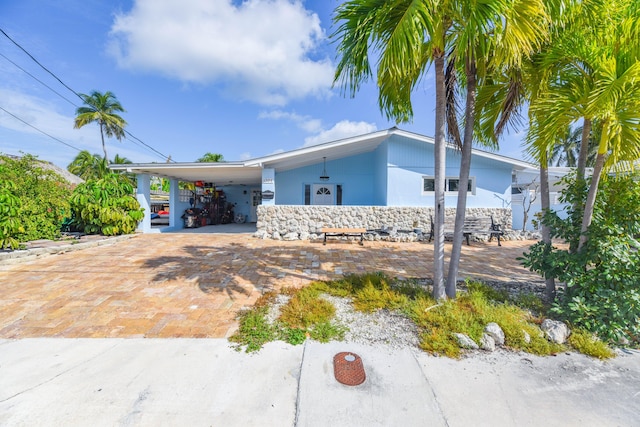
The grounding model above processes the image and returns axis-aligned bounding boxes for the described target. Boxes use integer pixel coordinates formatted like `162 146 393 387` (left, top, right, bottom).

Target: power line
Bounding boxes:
0 105 82 152
123 129 174 161
0 27 84 102
0 52 78 108
0 27 174 162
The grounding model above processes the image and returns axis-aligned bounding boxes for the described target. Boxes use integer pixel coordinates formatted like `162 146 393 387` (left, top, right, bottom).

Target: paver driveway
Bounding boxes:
0 233 542 339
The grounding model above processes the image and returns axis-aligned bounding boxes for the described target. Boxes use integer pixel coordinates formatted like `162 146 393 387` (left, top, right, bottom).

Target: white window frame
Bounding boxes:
422 176 476 195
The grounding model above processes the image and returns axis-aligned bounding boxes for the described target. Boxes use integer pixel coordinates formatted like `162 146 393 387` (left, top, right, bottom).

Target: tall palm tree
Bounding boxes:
196 153 225 162
444 0 549 297
74 91 127 163
333 0 451 300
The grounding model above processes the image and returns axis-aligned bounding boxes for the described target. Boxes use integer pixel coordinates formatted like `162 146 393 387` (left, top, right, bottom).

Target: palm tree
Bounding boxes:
67 150 107 181
74 91 127 163
333 0 451 300
197 153 225 162
444 0 549 297
527 0 640 251
68 151 134 181
548 125 598 167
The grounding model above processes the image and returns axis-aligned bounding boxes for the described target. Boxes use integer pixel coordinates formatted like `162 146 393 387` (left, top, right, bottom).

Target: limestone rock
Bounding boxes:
480 333 496 351
541 319 571 344
454 333 479 350
484 322 505 346
523 330 531 344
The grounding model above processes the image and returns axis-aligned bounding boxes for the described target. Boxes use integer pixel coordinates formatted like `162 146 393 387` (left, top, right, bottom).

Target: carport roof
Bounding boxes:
110 127 535 184
110 161 263 186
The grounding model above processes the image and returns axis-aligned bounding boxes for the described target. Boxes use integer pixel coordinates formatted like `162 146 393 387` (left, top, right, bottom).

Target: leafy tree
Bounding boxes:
0 154 72 243
69 173 144 235
0 179 22 250
197 153 224 162
74 90 127 162
521 172 640 345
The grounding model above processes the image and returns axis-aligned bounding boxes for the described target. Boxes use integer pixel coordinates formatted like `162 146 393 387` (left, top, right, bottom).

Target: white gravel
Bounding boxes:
266 293 421 350
323 295 421 350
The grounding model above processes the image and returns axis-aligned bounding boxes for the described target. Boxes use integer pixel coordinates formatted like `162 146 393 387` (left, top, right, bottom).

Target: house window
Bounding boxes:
304 184 311 205
422 177 475 195
336 185 342 205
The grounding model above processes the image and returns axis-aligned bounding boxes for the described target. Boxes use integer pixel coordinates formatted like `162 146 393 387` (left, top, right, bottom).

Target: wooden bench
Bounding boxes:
321 228 366 245
428 216 503 246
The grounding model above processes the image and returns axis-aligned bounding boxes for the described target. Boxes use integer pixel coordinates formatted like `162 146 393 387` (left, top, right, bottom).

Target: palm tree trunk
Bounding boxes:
446 57 476 299
569 117 591 253
432 51 447 301
99 121 109 163
539 162 556 300
578 121 609 252
576 118 591 180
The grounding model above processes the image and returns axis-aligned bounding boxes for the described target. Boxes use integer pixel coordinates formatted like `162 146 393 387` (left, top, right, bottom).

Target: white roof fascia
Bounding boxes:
244 127 535 170
243 128 394 167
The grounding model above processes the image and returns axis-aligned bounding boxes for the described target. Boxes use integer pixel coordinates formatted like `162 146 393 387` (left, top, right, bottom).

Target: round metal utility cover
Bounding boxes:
333 352 366 386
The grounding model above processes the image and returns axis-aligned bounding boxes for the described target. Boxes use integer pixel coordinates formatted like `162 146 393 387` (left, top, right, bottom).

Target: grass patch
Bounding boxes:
230 274 614 359
568 329 615 359
278 286 335 328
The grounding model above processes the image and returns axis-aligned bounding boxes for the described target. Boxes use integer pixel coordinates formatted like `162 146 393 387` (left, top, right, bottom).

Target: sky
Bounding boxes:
0 0 528 169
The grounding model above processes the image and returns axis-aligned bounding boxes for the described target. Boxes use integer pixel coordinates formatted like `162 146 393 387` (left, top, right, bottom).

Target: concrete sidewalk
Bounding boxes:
1 339 639 426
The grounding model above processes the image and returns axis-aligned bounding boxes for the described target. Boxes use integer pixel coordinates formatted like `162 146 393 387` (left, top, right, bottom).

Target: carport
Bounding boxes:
110 162 263 233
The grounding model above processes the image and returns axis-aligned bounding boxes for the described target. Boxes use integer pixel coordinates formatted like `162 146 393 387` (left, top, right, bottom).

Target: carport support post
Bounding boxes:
136 174 152 233
169 178 179 228
262 168 275 206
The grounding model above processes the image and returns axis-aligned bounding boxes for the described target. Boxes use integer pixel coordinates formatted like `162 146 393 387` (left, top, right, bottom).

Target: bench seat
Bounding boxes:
428 216 503 246
321 228 366 245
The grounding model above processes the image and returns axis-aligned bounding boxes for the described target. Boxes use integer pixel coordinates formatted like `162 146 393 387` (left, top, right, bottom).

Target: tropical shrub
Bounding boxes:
521 172 640 345
0 154 72 243
69 173 144 235
0 180 23 249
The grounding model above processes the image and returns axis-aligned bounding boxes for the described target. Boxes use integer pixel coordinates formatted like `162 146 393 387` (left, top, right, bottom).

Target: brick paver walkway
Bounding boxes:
0 233 542 339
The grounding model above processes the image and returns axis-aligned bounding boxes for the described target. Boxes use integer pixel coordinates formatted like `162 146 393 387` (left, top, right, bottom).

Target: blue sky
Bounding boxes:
0 0 527 168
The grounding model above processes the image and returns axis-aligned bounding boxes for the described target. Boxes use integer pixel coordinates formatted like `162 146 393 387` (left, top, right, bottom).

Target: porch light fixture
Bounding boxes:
320 157 330 181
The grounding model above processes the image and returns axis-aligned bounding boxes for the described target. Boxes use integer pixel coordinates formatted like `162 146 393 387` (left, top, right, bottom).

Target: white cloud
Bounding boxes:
303 120 377 147
239 152 252 160
108 0 334 106
258 109 322 133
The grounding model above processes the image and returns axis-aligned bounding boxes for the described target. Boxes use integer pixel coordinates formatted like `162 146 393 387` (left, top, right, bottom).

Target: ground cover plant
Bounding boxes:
229 273 613 359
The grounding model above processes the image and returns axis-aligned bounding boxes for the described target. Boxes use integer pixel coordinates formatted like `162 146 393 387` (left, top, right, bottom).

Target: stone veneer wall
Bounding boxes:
255 205 512 241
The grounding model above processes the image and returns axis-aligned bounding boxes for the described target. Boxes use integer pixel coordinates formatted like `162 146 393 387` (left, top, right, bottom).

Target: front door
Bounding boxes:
313 184 334 205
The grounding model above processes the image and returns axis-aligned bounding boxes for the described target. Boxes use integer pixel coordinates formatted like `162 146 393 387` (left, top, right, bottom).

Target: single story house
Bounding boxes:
112 127 549 237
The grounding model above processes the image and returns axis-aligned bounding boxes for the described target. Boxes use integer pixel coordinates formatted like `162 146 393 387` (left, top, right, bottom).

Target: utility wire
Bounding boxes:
0 52 78 108
0 27 174 162
0 28 84 102
0 105 82 152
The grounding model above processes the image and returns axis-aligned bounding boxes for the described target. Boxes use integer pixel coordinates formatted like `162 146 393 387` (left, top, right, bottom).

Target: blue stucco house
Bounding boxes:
112 128 535 236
